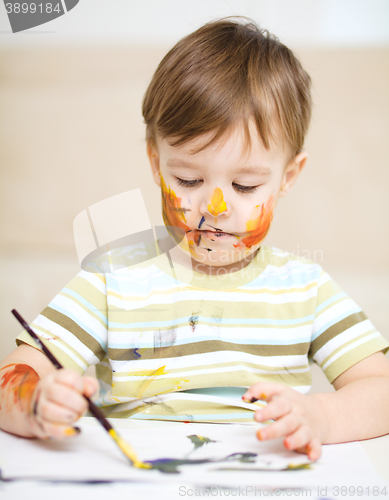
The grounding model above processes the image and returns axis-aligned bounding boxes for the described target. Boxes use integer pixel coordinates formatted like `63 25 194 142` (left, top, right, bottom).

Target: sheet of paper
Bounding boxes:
1 421 388 495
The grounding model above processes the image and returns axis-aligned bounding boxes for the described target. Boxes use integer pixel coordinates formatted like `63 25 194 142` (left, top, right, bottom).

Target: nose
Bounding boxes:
201 187 229 217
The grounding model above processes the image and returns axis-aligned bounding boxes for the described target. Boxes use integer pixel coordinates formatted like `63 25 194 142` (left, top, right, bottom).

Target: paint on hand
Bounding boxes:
241 195 275 248
207 188 227 217
0 363 40 413
64 426 81 437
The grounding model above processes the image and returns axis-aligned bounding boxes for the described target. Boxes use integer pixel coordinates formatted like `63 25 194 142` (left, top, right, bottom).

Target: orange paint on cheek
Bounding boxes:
160 175 201 251
241 196 275 248
207 188 227 216
0 363 40 413
161 175 190 230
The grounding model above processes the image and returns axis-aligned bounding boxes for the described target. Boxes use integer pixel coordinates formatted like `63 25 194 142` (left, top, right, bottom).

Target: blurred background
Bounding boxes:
1 0 388 392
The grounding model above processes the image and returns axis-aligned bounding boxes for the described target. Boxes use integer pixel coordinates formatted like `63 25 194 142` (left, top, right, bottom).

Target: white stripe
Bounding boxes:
313 298 360 333
318 272 332 287
112 363 310 382
98 393 263 413
107 286 318 309
51 294 107 342
32 316 99 367
78 270 106 294
322 332 381 371
110 351 308 372
108 324 313 343
315 320 377 365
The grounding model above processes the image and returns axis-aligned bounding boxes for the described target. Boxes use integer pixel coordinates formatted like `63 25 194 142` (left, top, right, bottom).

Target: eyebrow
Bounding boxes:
166 159 272 176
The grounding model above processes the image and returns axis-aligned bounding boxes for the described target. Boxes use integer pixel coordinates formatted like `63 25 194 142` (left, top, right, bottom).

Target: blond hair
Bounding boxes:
142 18 312 154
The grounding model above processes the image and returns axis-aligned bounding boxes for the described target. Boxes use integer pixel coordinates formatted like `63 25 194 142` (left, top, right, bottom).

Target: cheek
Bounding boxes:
240 195 275 249
160 175 191 231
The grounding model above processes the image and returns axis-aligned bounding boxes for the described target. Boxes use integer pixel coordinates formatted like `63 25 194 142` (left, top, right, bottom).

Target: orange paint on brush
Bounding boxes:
241 195 275 248
207 188 227 216
0 363 40 412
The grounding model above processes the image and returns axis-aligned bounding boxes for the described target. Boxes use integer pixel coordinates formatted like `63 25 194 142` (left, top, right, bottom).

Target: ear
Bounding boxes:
279 151 308 197
147 140 161 187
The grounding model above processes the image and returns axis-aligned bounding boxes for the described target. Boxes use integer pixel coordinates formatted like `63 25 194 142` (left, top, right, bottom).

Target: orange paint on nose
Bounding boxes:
207 188 227 217
242 196 275 248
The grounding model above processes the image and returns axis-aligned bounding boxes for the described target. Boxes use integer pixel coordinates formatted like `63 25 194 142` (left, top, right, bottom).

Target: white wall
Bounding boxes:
1 0 389 48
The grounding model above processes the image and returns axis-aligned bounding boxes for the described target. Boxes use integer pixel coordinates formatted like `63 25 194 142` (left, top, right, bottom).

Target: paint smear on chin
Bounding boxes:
240 195 275 248
0 363 40 412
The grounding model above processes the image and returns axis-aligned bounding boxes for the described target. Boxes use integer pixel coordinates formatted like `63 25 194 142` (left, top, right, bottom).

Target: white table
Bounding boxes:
1 417 388 500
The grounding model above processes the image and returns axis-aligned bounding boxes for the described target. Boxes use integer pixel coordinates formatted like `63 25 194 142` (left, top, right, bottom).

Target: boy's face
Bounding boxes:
148 125 307 274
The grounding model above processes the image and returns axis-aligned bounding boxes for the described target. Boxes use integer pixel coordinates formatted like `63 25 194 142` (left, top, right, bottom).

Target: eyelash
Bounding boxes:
176 178 259 194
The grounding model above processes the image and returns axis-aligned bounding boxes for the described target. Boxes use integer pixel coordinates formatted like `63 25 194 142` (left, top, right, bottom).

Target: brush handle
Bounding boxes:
12 309 63 369
11 309 114 433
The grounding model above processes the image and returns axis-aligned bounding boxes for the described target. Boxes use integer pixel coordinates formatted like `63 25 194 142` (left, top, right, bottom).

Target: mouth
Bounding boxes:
197 229 236 241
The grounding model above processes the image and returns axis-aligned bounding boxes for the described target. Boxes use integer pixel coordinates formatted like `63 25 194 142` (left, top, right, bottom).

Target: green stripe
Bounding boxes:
324 337 389 383
109 340 310 361
41 307 106 360
309 311 368 356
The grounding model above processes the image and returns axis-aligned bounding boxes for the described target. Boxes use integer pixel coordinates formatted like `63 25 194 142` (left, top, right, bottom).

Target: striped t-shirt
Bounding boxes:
17 245 389 423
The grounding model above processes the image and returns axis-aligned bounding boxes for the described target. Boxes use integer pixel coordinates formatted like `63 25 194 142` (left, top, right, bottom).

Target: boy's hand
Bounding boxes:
243 383 328 460
29 369 98 439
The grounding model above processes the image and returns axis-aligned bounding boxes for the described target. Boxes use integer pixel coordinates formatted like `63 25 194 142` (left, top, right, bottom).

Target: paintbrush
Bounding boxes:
11 309 149 469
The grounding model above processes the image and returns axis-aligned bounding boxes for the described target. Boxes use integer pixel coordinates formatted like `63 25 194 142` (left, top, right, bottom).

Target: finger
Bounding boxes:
243 382 287 403
53 369 85 393
256 413 298 441
44 383 88 415
36 396 81 425
283 425 314 455
83 376 99 398
29 392 81 440
33 420 82 440
254 397 292 423
300 438 322 461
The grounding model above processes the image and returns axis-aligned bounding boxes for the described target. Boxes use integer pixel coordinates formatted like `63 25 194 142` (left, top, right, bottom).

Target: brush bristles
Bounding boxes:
108 429 151 469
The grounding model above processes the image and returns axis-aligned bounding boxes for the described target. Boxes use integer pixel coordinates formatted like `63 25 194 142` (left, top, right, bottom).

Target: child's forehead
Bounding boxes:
156 123 291 167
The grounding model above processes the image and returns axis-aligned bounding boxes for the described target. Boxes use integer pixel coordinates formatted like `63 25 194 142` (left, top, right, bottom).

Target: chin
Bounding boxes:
191 248 254 269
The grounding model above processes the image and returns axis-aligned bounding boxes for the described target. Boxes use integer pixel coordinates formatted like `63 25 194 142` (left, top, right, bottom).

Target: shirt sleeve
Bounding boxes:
16 270 108 374
309 271 389 383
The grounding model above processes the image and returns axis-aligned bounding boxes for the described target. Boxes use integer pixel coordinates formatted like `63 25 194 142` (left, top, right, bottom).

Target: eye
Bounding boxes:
176 177 202 188
233 183 259 194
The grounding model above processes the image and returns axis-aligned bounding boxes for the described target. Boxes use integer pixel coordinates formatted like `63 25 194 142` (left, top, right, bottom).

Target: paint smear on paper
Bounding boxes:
187 434 218 452
146 452 257 474
207 188 227 217
0 363 40 413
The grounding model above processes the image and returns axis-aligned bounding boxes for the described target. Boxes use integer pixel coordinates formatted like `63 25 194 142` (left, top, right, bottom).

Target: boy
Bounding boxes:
1 19 389 461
